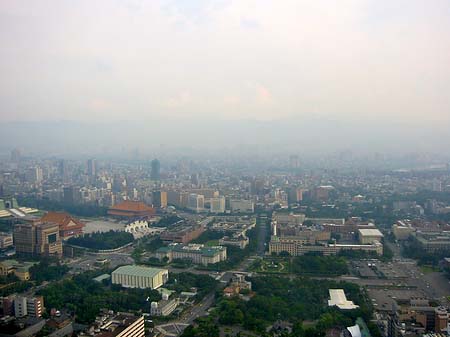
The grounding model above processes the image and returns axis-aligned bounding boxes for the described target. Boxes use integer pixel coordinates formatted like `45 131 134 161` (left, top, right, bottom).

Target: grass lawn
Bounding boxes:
253 258 289 273
205 240 220 247
420 265 440 274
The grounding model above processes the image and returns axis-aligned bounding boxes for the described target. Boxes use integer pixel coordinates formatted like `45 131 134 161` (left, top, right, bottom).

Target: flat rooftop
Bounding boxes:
358 228 383 237
328 289 359 310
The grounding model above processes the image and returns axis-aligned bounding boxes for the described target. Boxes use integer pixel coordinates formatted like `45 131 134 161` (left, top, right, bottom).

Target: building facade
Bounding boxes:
111 265 168 289
13 221 62 257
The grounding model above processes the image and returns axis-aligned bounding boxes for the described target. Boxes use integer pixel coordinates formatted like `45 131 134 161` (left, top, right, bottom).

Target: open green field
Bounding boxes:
205 240 220 247
420 265 440 274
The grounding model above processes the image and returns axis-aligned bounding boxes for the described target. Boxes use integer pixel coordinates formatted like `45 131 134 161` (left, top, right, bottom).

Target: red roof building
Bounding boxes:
40 212 85 239
107 201 155 219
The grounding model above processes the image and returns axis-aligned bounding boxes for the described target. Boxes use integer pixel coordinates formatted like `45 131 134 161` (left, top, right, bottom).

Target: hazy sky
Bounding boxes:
1 0 449 124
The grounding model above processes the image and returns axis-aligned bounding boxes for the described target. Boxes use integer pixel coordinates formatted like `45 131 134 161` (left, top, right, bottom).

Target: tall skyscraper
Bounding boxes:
87 158 96 177
151 159 161 180
58 159 67 180
289 155 300 169
10 148 21 162
26 167 43 183
63 186 77 205
152 191 168 208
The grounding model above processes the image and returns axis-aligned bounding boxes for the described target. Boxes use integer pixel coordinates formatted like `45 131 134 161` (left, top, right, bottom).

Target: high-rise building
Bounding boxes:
63 186 77 205
289 155 300 169
210 196 225 213
10 148 21 162
151 159 161 181
152 191 168 208
87 158 96 177
287 187 303 204
14 221 62 258
435 306 449 333
26 167 43 183
188 194 204 213
58 159 68 182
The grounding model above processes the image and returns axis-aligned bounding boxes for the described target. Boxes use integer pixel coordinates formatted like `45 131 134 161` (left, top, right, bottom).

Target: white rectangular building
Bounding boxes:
358 228 383 244
328 289 359 310
112 265 168 289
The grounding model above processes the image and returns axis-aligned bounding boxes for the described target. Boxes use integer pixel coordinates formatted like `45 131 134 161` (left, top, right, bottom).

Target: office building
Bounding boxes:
210 196 225 213
14 221 62 258
63 186 77 205
230 199 254 213
152 191 167 208
112 265 168 289
150 159 161 180
269 236 383 256
156 243 227 265
188 193 204 212
58 159 67 181
87 158 96 177
26 167 43 184
80 311 145 337
289 155 300 169
358 228 384 244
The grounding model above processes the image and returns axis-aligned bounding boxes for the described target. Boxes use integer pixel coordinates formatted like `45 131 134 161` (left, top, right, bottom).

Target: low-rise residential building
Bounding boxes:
156 243 227 265
13 295 44 318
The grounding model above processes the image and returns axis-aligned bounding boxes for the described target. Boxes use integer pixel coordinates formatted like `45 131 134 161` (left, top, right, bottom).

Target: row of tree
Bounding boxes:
67 230 134 250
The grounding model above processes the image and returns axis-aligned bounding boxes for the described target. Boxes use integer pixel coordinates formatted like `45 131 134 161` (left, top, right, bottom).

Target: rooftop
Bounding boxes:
41 211 85 229
328 289 359 310
112 265 167 278
109 201 154 213
358 228 383 237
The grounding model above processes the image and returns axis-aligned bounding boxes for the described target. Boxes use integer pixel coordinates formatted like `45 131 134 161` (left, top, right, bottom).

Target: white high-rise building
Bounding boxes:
210 196 225 213
188 193 204 213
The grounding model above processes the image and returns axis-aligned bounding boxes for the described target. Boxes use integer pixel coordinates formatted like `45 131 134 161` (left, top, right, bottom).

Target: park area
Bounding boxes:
251 255 349 276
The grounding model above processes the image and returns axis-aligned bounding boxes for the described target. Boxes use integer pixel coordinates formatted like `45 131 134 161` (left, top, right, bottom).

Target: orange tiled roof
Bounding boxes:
109 200 154 212
41 211 85 229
